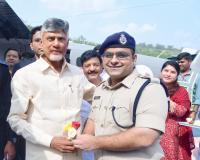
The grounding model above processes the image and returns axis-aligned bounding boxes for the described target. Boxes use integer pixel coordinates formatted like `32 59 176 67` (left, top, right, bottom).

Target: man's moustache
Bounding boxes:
88 71 98 74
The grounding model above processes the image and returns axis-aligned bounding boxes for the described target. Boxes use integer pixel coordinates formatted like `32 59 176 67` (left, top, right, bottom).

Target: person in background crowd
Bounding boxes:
3 49 25 160
0 62 16 160
79 49 104 160
80 50 103 86
177 52 200 160
160 60 194 160
73 31 168 160
8 18 94 160
17 26 42 67
29 25 43 59
177 52 200 122
79 49 104 125
4 48 21 76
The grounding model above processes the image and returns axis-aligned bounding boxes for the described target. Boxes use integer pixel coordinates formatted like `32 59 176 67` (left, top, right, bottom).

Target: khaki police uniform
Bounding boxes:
89 70 168 160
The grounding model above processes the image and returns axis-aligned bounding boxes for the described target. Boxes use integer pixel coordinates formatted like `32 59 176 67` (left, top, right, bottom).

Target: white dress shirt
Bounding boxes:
8 57 94 160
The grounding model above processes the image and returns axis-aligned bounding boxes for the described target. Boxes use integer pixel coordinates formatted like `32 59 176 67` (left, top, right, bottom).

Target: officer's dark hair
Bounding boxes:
161 60 180 76
130 49 135 55
4 48 21 60
177 52 192 61
30 25 42 42
80 50 102 67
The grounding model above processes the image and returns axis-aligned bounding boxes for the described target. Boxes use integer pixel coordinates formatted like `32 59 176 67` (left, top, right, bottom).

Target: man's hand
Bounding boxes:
4 141 16 160
50 136 76 153
72 134 98 150
189 112 196 122
189 105 199 122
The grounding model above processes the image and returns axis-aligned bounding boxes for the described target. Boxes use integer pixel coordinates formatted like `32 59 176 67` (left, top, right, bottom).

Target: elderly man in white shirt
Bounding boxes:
7 18 94 160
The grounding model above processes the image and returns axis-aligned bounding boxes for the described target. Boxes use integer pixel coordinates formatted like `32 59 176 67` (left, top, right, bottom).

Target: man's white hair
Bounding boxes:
41 18 69 37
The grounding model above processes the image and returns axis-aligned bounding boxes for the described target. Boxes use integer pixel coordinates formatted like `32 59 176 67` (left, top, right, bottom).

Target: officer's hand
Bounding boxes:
50 136 76 153
73 134 98 150
4 141 16 160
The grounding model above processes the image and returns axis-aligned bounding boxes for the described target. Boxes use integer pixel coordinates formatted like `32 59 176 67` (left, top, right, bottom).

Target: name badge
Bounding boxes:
94 96 100 100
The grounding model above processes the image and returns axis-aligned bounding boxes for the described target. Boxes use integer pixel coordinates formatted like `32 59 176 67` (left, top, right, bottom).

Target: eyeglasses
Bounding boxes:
102 51 131 60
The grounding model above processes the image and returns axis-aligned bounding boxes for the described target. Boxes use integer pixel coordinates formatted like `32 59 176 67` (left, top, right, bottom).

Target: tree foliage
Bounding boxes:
71 36 181 58
26 23 181 58
136 43 181 58
72 35 98 46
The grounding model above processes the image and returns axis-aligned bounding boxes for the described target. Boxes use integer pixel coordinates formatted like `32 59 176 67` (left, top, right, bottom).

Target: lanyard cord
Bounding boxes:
111 106 134 129
111 79 151 129
111 78 169 129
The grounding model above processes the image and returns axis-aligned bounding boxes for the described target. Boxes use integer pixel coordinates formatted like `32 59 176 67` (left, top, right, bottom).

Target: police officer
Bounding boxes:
73 31 168 160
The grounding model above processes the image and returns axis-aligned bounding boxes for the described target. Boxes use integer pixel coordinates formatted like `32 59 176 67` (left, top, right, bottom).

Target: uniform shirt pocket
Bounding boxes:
107 106 133 129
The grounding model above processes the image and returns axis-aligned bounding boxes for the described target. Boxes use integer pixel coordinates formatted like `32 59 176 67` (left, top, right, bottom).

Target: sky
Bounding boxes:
6 0 200 50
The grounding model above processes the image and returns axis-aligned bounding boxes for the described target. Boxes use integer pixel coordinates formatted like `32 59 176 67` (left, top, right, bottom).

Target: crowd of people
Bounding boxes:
0 17 199 160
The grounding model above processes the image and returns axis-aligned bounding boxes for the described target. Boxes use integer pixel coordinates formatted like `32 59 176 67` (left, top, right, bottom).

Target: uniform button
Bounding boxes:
100 124 104 127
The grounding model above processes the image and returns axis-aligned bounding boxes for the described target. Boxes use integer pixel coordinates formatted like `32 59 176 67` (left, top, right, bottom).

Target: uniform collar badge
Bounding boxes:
119 33 127 45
